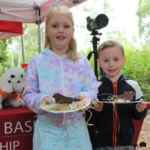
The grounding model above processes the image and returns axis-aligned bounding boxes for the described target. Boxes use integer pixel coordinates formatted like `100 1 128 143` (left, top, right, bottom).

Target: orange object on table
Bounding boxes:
20 64 28 99
21 64 28 72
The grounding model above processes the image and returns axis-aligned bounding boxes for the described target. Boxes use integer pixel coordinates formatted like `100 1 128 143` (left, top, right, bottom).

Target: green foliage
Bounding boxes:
23 23 42 62
0 22 40 75
106 29 128 44
0 63 5 76
122 45 150 101
136 0 150 43
103 0 113 14
0 39 12 66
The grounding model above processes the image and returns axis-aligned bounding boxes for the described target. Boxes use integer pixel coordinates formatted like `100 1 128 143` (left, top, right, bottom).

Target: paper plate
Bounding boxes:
99 100 140 104
40 98 91 113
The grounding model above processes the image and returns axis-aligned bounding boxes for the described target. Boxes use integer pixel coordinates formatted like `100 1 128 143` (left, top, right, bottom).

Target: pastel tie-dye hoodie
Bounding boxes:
23 48 98 126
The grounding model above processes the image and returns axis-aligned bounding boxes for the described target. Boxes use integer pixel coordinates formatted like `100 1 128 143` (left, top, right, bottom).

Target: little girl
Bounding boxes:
23 5 98 150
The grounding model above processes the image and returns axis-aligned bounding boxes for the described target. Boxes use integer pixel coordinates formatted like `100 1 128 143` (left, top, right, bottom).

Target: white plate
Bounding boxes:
40 98 91 113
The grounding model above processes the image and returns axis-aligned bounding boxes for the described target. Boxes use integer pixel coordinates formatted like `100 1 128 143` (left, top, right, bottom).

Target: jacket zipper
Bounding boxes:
60 57 66 126
60 57 65 95
112 82 118 146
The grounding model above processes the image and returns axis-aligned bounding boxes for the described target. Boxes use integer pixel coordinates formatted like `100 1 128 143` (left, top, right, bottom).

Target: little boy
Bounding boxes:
87 40 147 150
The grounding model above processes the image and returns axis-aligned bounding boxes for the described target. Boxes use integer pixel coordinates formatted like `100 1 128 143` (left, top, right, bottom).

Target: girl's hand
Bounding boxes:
41 97 53 105
77 94 88 100
136 98 147 112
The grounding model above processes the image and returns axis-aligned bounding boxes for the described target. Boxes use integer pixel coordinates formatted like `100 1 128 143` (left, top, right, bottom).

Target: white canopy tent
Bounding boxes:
0 0 87 63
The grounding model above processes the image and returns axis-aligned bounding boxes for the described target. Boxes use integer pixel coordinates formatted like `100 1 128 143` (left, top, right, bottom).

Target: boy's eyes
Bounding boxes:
104 58 119 62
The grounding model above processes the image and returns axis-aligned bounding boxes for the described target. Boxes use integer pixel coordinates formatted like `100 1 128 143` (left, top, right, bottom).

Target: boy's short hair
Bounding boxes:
97 40 124 57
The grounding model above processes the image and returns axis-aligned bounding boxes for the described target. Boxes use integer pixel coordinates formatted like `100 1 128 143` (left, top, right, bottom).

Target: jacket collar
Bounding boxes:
99 74 128 84
41 48 67 58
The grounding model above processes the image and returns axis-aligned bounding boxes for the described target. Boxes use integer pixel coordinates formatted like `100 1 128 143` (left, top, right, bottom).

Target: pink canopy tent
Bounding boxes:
0 0 87 63
0 0 86 23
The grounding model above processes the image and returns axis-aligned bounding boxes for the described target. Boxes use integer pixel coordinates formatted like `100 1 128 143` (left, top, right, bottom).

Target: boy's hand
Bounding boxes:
77 94 88 100
41 97 53 105
93 100 103 112
136 98 147 112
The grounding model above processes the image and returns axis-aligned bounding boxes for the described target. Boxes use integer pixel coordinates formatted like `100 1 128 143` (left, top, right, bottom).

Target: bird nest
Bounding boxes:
102 96 131 103
40 98 92 113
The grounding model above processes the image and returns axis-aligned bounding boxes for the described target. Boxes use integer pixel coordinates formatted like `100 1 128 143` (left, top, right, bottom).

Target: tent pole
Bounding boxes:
38 23 41 53
21 34 25 64
35 6 41 53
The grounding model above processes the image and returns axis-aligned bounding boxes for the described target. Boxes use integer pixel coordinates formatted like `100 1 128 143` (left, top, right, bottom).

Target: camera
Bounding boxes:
140 142 146 147
86 14 109 31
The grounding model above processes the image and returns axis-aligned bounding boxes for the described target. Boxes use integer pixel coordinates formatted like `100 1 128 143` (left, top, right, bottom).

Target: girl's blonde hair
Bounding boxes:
44 5 79 61
97 40 124 58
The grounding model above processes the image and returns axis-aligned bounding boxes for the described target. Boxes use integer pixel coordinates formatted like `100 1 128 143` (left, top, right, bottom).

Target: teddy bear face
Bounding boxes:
9 72 25 94
0 67 25 93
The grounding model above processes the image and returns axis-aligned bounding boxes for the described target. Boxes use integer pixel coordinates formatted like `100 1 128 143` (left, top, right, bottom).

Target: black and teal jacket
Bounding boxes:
86 74 147 149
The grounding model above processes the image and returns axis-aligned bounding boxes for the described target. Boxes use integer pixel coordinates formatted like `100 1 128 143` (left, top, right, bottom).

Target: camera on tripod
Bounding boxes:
86 14 109 79
86 14 109 31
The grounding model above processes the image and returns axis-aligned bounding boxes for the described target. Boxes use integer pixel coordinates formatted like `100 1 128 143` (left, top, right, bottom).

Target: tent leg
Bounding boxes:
21 34 25 64
38 23 41 53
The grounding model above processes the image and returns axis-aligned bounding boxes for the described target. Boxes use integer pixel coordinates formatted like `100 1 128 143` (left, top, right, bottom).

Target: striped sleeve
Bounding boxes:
125 80 143 100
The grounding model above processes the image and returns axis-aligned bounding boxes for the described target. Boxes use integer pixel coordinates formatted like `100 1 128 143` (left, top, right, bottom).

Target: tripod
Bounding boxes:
87 30 105 80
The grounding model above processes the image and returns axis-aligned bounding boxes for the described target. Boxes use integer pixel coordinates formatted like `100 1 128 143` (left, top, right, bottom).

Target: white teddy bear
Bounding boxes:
0 67 25 110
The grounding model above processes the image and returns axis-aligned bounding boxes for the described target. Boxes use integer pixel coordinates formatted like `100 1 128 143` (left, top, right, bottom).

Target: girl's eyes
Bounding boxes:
104 60 108 62
64 25 69 28
51 24 70 28
52 25 57 28
114 58 118 61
